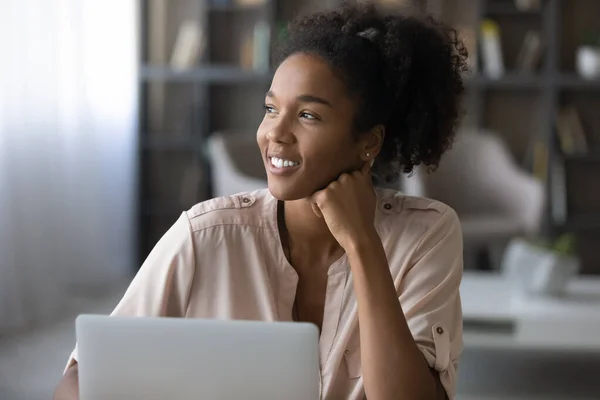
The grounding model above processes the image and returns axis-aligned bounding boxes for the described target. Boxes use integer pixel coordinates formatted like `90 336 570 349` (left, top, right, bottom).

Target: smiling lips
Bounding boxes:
270 156 300 169
267 156 301 176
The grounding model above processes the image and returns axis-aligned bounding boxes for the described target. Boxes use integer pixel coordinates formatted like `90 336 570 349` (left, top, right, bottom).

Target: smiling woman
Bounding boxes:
258 53 361 200
55 2 467 400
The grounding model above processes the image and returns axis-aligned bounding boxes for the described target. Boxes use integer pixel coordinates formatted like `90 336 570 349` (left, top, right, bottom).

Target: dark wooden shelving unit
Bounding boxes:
137 0 600 272
137 0 281 264
557 73 600 89
136 0 345 265
446 0 600 274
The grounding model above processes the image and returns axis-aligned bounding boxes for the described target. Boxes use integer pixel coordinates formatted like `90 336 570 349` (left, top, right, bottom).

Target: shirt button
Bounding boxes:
242 197 250 204
344 349 350 355
436 326 444 335
383 203 392 210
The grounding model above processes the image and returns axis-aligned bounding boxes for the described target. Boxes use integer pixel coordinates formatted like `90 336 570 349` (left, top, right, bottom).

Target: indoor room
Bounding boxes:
1 0 600 399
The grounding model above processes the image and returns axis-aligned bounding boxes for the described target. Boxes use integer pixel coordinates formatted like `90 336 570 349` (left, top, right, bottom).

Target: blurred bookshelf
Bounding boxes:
136 0 600 274
137 0 280 262
136 0 348 264
433 0 600 274
557 73 600 89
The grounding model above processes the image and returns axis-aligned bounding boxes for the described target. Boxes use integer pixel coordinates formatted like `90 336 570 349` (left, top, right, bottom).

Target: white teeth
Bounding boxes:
271 157 299 168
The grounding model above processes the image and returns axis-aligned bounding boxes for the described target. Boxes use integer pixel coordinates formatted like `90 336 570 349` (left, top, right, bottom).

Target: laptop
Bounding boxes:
76 315 320 400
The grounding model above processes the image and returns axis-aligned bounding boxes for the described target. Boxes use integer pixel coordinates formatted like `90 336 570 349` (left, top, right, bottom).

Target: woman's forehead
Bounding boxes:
270 53 347 102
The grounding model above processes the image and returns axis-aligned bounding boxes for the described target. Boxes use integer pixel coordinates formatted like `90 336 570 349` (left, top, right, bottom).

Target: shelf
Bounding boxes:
465 74 544 90
484 3 542 16
208 2 267 12
459 74 600 90
142 136 199 151
564 214 600 231
557 74 600 90
140 65 273 84
565 151 600 162
142 203 186 217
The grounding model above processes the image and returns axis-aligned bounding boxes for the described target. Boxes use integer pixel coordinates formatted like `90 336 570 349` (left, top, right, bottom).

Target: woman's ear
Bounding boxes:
360 124 385 163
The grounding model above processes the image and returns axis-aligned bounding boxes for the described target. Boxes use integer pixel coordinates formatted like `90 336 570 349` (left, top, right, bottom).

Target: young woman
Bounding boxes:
55 2 467 399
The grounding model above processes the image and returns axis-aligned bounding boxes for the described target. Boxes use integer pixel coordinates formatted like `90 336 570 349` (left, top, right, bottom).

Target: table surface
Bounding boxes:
461 271 600 320
460 272 600 351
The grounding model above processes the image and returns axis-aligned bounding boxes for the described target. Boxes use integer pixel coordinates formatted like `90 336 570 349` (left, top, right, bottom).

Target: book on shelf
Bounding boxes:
550 157 567 225
241 34 255 70
532 137 548 182
170 21 205 70
556 107 589 155
253 20 271 72
522 127 548 182
235 0 267 5
514 0 541 12
480 19 505 78
240 21 271 72
515 30 543 72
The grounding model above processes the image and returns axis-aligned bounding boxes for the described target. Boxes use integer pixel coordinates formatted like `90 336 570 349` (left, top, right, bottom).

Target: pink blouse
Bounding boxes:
65 188 463 399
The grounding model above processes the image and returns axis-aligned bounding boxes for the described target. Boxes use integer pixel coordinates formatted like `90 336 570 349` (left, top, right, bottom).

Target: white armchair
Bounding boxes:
208 132 267 198
402 130 545 270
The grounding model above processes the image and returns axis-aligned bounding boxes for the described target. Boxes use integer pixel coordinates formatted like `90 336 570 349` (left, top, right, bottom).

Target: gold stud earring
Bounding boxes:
366 152 371 158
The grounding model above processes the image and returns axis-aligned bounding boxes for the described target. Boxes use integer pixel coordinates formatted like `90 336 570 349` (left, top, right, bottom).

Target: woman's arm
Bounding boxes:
347 236 446 400
53 212 197 399
310 167 462 399
53 364 79 400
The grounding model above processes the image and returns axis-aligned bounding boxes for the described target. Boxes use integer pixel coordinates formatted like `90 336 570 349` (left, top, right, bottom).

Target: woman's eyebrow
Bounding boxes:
266 90 333 108
297 94 332 108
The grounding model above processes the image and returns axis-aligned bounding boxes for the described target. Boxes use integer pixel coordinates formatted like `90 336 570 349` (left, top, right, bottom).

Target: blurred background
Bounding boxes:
1 0 600 399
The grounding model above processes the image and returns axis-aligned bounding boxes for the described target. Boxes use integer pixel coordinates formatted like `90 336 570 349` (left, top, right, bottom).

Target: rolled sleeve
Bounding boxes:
399 207 463 399
63 212 196 373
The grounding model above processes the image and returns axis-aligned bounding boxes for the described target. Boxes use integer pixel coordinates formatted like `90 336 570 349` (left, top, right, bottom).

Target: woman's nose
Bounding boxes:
266 118 294 144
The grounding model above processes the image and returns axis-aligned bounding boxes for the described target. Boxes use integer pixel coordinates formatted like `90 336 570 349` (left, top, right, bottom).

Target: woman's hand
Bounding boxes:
310 163 378 251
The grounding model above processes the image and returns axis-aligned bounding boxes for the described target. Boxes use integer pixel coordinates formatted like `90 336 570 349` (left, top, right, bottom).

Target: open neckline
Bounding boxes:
272 197 348 277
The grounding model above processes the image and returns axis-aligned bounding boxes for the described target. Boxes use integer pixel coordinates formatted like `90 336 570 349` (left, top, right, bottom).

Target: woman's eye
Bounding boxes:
300 112 317 120
264 105 276 114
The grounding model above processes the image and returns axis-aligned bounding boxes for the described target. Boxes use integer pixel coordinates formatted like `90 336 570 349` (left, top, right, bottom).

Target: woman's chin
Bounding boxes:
267 181 313 201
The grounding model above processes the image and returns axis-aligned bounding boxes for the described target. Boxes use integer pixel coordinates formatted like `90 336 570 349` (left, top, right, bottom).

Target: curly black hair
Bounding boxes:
273 2 469 183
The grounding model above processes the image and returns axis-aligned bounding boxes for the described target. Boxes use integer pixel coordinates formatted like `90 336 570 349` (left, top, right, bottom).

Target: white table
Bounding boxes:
460 272 600 352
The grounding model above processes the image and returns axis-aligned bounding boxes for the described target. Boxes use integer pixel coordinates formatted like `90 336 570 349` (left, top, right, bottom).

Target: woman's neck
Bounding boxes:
280 198 342 258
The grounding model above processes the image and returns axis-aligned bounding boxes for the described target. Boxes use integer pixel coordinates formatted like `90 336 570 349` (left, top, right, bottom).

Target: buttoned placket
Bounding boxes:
275 253 350 398
271 192 395 399
318 258 349 398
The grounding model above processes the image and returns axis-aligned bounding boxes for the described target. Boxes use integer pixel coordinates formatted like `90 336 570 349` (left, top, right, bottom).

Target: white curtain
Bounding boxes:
0 1 138 332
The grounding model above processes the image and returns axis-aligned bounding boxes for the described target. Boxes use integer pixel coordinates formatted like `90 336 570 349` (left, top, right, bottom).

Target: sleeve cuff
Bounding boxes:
416 322 458 399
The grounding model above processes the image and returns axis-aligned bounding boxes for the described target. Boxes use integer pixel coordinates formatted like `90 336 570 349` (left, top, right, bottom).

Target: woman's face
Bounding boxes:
257 53 365 201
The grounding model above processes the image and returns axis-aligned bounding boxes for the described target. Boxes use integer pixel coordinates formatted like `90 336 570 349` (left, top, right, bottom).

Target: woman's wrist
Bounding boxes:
345 227 381 257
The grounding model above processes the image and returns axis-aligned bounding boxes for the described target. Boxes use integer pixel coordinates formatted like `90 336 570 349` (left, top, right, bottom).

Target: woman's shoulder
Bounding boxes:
375 187 460 235
376 187 456 216
375 189 462 272
184 189 276 233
